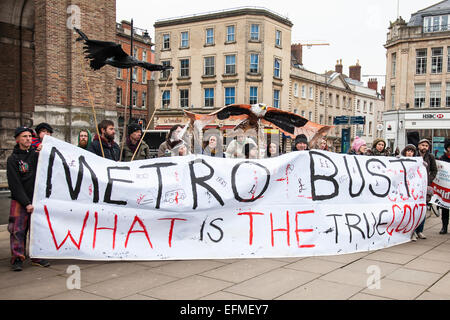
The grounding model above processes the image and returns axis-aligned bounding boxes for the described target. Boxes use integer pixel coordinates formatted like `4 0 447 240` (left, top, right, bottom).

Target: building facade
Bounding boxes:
0 0 117 169
152 7 293 131
384 0 450 157
115 20 154 130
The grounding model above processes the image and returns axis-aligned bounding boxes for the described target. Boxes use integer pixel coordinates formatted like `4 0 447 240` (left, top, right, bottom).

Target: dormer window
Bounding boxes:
424 15 449 32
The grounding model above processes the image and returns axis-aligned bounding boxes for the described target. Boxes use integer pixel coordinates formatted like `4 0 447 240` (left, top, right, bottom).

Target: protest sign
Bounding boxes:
30 136 428 260
430 160 450 209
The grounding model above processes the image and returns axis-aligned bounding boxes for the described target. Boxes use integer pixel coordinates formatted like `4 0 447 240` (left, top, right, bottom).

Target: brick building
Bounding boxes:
0 0 116 169
115 20 154 130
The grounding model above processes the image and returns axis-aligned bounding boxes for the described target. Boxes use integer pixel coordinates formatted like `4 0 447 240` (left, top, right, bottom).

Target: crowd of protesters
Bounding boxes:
5 118 450 271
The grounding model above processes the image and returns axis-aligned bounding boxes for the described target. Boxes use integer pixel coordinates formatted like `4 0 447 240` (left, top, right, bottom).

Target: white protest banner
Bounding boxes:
30 136 428 261
430 160 450 209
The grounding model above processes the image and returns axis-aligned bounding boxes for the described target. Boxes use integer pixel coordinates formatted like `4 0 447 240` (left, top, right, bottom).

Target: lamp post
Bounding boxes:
128 19 151 124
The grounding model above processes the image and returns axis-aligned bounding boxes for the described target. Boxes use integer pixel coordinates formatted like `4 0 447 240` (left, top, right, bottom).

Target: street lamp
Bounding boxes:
128 19 151 124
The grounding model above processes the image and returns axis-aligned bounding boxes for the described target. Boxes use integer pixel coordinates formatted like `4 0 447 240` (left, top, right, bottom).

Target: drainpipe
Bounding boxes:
19 0 29 126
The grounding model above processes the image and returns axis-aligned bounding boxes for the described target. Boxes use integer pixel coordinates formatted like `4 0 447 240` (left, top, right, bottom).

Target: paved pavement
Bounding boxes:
0 211 449 301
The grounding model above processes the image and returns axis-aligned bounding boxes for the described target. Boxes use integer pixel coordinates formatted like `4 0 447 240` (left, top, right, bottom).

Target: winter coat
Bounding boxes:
439 152 450 163
6 145 39 208
421 151 438 186
121 138 150 161
88 134 120 161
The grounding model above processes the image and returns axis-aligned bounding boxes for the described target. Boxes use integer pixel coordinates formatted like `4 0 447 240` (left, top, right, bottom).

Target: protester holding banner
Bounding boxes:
225 128 256 158
7 126 50 271
31 122 53 151
293 134 309 151
158 124 184 157
266 142 279 157
312 137 328 151
348 136 367 155
366 138 390 156
88 120 121 161
77 129 92 150
121 123 150 161
244 143 258 159
202 133 224 158
438 139 450 234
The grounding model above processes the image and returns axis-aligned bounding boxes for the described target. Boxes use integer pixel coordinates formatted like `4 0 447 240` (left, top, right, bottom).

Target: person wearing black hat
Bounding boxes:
31 122 53 151
438 138 450 234
293 134 309 151
7 127 50 271
121 123 150 161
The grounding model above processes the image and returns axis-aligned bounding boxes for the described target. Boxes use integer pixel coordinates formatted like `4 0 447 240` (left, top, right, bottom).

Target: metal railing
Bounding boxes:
156 6 291 23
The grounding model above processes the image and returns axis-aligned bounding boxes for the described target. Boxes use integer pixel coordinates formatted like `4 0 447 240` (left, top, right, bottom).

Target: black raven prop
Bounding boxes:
74 27 174 72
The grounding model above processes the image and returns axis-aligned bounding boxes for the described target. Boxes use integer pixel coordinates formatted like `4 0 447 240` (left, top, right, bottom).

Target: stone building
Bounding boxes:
0 0 117 169
152 7 293 132
384 0 450 156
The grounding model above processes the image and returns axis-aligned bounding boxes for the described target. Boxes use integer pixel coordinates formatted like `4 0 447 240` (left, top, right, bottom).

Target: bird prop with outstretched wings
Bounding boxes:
184 104 333 146
74 27 174 72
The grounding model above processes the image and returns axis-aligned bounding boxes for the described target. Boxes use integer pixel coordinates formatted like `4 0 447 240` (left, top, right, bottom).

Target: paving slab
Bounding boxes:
427 272 450 296
149 259 226 278
385 267 442 287
361 278 427 300
283 257 345 274
276 279 362 300
404 257 450 274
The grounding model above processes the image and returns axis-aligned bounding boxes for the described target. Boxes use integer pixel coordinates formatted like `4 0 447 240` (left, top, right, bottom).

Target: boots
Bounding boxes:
440 208 449 234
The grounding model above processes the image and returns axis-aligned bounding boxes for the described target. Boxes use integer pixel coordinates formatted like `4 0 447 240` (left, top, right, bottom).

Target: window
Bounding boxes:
369 121 373 135
274 58 281 78
308 111 312 120
447 47 450 73
343 97 347 109
250 54 259 73
204 56 215 76
363 101 367 112
181 31 189 48
142 91 146 108
162 90 170 108
132 90 137 107
225 87 235 105
206 28 214 45
225 55 236 74
142 70 147 84
320 91 324 104
161 61 171 79
250 24 260 41
319 115 324 124
348 98 352 109
391 86 396 109
163 34 170 49
414 84 425 108
336 95 340 108
446 83 450 107
180 59 190 77
275 30 282 46
430 83 441 107
357 99 361 111
328 116 332 125
116 68 122 79
432 47 443 73
132 68 137 82
180 89 189 108
309 87 314 100
416 49 427 74
424 15 449 32
226 25 235 42
133 47 138 58
301 110 305 117
250 87 258 104
142 50 147 62
204 88 214 107
273 89 280 108
329 93 333 105
301 85 306 99
369 102 373 113
116 87 122 105
294 83 299 97
391 52 397 78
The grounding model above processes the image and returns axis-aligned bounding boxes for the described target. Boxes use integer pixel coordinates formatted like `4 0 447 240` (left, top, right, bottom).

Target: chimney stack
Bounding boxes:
291 44 303 66
367 78 378 92
381 86 386 99
335 59 343 74
349 60 361 82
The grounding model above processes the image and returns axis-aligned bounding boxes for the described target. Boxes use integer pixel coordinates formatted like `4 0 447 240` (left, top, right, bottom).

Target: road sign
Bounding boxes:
333 116 349 125
350 116 365 124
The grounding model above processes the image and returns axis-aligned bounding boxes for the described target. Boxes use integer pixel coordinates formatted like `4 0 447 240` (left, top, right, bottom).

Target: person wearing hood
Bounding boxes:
158 124 185 157
7 126 50 271
225 128 257 158
348 136 367 155
400 144 417 157
31 122 53 151
293 134 309 151
367 138 390 156
121 123 150 161
438 138 450 234
88 120 120 161
77 129 92 150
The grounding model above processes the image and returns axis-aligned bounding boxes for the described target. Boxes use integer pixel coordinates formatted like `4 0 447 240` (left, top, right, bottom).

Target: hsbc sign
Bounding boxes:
423 113 445 119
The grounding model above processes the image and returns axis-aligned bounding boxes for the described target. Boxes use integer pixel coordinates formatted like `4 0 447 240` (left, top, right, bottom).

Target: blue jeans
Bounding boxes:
415 217 426 233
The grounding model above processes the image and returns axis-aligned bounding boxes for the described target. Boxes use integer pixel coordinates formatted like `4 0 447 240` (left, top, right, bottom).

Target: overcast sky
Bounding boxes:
117 0 438 88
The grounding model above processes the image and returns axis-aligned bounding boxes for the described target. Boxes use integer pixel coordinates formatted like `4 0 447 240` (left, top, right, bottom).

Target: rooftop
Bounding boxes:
408 0 450 27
